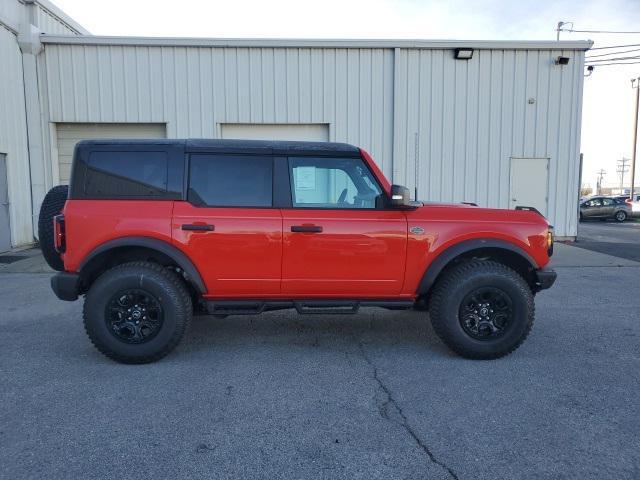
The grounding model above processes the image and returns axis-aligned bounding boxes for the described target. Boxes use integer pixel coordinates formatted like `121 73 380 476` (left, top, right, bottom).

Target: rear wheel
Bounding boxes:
83 262 192 364
615 210 627 222
429 260 534 359
38 185 68 271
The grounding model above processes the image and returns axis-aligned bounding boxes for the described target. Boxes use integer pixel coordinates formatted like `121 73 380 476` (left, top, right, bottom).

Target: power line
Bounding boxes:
589 43 640 50
586 47 640 58
561 28 640 34
586 55 640 63
583 61 640 66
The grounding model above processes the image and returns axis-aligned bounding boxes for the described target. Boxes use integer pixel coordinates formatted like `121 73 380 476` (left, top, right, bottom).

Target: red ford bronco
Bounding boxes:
40 140 555 364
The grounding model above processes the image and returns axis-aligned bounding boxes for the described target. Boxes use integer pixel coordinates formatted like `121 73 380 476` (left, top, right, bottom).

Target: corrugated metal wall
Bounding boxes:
34 4 84 35
40 42 585 237
42 45 396 179
0 0 85 248
393 48 584 237
0 25 32 247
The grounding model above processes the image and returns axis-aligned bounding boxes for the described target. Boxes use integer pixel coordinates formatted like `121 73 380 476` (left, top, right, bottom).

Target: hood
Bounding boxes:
409 202 551 227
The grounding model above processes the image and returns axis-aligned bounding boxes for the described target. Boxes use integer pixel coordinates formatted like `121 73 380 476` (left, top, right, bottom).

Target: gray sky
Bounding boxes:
52 0 640 190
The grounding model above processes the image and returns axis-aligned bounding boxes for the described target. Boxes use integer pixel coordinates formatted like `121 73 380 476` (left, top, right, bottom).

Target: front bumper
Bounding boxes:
51 272 80 301
534 268 557 291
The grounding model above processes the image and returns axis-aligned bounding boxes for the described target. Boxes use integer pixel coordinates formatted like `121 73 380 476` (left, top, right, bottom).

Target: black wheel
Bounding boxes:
83 262 192 364
615 210 627 222
38 185 68 271
429 260 534 359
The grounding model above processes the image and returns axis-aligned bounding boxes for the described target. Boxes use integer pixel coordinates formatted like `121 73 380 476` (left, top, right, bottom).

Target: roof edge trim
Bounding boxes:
40 35 593 51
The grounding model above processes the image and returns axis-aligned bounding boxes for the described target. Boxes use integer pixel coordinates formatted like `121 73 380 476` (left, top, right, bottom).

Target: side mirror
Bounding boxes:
390 184 412 208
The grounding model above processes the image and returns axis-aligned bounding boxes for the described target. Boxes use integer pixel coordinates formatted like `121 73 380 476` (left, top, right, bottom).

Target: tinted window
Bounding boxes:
188 155 273 207
289 157 383 209
84 151 168 197
602 198 615 206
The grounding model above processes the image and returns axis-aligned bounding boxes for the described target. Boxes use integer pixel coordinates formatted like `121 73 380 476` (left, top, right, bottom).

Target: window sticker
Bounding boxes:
296 166 316 190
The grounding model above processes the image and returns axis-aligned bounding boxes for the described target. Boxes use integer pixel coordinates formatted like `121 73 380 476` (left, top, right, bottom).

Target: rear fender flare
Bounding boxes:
79 236 206 294
416 238 538 295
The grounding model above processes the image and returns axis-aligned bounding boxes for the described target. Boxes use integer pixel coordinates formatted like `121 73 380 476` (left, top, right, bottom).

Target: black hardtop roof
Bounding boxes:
76 139 361 156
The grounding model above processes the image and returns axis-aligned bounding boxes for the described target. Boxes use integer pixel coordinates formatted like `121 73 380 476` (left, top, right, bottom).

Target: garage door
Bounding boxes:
56 123 166 184
220 123 329 142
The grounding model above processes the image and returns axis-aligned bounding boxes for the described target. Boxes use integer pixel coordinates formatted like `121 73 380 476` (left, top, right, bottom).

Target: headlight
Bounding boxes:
546 226 554 256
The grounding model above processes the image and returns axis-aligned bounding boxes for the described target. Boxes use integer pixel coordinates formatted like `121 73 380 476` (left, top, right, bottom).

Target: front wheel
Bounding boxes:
83 262 192 364
429 260 534 359
615 210 627 222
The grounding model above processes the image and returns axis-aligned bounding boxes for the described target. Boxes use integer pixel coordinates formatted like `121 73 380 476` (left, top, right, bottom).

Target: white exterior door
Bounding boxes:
220 123 329 142
55 123 166 184
509 157 549 215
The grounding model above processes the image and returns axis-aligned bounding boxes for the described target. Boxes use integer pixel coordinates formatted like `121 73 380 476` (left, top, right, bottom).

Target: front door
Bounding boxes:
0 154 10 252
172 154 282 297
509 157 549 215
281 156 407 297
582 198 602 218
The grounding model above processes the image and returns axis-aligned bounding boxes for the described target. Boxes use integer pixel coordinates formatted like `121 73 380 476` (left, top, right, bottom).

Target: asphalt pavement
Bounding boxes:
575 220 640 262
1 246 639 480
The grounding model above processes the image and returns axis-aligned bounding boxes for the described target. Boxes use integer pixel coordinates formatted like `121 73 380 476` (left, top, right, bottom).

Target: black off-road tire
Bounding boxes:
83 262 192 364
37 185 69 271
429 260 534 360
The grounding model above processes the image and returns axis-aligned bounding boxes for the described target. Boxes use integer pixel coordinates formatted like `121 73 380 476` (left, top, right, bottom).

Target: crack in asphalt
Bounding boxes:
356 340 459 480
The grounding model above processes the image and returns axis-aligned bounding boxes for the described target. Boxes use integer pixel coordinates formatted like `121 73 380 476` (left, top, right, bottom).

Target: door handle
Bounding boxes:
182 224 215 231
291 225 323 233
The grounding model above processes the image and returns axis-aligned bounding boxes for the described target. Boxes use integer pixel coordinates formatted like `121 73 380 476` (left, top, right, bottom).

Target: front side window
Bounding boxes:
84 151 168 197
289 157 383 209
188 154 273 207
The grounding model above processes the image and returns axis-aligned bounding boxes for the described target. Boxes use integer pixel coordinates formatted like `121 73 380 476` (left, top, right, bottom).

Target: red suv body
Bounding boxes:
43 139 555 363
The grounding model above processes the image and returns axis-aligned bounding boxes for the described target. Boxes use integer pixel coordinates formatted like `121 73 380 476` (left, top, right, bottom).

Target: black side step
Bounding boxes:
294 301 359 314
204 299 414 316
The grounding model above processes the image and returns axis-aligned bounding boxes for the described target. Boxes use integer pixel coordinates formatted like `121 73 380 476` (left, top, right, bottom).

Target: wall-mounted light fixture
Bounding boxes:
555 56 570 65
454 48 474 60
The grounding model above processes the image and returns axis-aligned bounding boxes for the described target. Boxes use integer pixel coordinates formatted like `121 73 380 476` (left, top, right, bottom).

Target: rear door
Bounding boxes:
600 197 617 217
172 154 282 297
280 156 407 297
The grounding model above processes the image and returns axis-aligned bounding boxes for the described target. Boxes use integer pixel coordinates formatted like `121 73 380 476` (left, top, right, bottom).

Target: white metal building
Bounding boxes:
1 0 591 251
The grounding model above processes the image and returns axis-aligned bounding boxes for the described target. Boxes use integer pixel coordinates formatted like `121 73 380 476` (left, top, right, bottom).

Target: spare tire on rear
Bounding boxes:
38 185 69 271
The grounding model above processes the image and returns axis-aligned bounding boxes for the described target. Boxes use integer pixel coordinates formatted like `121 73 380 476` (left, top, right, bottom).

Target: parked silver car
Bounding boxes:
579 196 632 222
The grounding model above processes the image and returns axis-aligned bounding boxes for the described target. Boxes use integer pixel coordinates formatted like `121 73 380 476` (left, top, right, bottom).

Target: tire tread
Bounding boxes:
83 261 192 364
429 260 535 360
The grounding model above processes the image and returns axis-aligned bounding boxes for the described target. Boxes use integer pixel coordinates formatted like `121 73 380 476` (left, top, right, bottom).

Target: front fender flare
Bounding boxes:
416 238 538 295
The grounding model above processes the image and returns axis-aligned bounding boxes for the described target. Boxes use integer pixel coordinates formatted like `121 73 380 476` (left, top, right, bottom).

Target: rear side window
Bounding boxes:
188 154 273 207
84 151 168 197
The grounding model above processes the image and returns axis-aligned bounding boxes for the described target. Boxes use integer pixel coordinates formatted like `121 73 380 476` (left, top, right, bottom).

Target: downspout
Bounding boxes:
17 22 45 242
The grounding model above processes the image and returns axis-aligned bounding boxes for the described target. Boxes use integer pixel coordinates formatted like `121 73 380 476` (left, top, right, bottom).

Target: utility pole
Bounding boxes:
596 169 606 195
630 77 640 201
556 21 566 41
617 157 630 193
